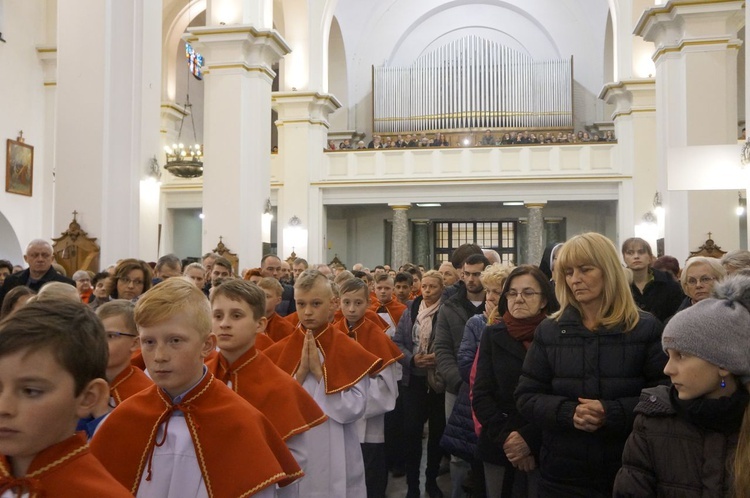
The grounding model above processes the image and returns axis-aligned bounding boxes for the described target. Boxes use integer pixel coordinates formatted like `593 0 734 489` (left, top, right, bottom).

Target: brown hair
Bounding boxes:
111 258 153 299
211 279 266 321
96 299 137 335
0 286 36 319
257 277 283 297
339 278 369 299
0 301 107 395
295 270 333 298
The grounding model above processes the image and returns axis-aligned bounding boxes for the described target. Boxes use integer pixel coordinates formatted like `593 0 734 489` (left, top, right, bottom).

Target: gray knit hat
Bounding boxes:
662 274 750 377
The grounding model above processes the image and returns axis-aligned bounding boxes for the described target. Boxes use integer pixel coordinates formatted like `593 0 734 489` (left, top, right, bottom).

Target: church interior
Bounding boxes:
0 0 747 271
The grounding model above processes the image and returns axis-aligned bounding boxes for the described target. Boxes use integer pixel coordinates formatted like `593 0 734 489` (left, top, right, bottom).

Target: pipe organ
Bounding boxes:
373 36 573 134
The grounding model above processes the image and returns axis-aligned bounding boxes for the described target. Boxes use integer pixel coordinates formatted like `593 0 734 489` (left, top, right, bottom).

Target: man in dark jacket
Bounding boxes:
0 239 75 306
434 253 489 498
622 237 684 323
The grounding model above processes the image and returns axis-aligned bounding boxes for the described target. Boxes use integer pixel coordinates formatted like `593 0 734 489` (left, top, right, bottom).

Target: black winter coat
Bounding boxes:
629 268 684 323
515 308 667 495
0 267 75 305
472 322 542 466
614 385 746 497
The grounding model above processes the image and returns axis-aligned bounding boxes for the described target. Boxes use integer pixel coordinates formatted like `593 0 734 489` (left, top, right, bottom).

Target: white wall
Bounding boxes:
0 0 48 258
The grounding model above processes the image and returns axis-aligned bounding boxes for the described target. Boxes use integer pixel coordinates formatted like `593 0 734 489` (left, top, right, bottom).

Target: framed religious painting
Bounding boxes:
6 135 33 196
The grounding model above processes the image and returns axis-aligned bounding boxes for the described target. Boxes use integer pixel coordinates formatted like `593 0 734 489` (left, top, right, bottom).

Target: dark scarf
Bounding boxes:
669 385 750 434
502 311 546 350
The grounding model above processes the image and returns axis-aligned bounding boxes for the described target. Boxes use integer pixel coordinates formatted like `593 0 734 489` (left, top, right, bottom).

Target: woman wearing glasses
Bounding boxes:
472 265 558 497
515 233 667 497
110 258 153 301
676 256 726 312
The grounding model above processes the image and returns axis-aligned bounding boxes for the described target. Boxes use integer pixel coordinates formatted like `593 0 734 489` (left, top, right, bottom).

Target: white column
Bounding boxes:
635 0 744 261
54 0 162 265
272 92 341 263
36 46 56 240
600 79 657 247
188 25 290 269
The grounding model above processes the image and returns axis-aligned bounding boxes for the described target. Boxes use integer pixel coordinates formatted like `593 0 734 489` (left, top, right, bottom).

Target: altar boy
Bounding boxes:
91 278 302 497
335 278 403 498
264 270 382 498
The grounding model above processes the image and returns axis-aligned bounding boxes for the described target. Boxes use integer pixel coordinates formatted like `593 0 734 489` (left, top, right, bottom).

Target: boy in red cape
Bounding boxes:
206 279 328 497
91 278 301 497
264 270 382 498
97 300 153 405
335 278 404 498
258 277 296 343
370 273 407 338
0 300 132 497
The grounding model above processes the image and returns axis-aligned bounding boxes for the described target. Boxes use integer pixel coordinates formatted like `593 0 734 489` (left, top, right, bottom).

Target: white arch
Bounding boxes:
162 0 206 102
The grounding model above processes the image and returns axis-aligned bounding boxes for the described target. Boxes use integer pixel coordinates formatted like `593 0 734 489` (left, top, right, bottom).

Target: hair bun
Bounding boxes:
713 274 750 313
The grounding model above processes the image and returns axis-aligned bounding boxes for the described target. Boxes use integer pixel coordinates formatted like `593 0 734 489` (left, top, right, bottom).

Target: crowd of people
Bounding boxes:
326 129 617 151
0 234 748 497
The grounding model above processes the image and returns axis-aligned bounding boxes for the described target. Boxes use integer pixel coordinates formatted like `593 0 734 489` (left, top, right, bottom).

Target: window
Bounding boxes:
434 221 516 266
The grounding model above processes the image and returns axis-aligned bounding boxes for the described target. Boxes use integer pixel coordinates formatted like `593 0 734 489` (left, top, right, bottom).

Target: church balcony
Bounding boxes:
269 142 621 186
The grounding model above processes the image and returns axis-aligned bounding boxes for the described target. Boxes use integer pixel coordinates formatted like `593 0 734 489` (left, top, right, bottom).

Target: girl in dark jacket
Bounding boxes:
614 274 750 498
472 265 558 497
515 232 668 497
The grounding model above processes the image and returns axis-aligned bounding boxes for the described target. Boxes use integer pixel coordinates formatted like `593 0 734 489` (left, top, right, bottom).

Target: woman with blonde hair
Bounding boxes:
515 232 667 496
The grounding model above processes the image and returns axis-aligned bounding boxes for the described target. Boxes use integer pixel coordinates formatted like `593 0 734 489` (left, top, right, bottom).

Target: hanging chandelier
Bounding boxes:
164 42 204 178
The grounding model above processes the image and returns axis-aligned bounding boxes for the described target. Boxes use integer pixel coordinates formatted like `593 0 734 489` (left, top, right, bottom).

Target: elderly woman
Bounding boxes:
677 256 726 312
515 232 667 497
110 258 152 301
720 249 750 275
472 265 558 497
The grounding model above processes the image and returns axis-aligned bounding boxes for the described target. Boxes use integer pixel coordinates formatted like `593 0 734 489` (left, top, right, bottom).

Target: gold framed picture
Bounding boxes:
6 138 33 197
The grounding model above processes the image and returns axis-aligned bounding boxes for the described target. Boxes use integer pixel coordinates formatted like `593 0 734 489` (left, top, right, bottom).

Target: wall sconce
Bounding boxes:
146 156 162 183
261 199 273 243
283 215 307 259
652 191 664 218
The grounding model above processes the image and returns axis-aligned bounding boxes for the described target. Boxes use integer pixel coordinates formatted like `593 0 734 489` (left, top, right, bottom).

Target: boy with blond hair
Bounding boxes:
335 278 403 498
0 301 132 497
257 277 296 342
206 279 328 497
264 270 382 497
91 278 301 497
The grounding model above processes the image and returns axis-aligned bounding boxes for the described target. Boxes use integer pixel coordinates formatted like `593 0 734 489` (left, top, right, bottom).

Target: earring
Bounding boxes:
721 377 726 389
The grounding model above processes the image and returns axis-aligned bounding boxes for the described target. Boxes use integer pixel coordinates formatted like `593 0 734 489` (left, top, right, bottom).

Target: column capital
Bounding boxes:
185 25 291 83
272 92 342 127
599 79 656 120
635 1 744 62
524 202 547 209
36 45 57 86
388 204 411 210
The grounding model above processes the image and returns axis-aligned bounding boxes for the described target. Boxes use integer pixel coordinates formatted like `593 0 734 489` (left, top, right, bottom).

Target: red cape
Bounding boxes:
369 299 407 329
91 373 302 496
266 312 295 342
206 346 328 440
0 433 132 497
333 317 404 374
110 364 153 406
264 325 383 394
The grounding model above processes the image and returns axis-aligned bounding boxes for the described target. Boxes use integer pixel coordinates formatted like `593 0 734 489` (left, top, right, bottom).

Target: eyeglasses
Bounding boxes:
106 331 138 340
686 276 716 287
505 290 544 300
120 277 144 287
